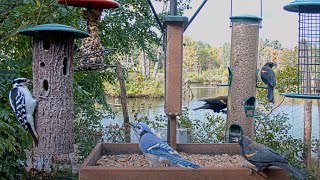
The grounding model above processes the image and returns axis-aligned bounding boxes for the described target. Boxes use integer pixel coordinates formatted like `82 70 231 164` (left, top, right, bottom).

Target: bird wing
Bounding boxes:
261 66 276 87
243 142 287 163
140 133 200 169
140 133 180 157
9 87 27 125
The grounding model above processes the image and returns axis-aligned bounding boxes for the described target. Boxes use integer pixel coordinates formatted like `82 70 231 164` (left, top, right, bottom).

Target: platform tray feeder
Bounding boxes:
58 0 120 71
79 143 288 180
282 0 320 99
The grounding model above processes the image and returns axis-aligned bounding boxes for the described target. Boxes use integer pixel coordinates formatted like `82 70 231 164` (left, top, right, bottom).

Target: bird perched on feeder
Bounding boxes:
261 62 277 103
130 122 200 169
236 135 307 179
9 77 38 146
193 96 228 113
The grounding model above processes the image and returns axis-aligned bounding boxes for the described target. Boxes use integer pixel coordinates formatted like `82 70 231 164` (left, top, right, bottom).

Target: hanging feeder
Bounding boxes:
58 0 120 71
282 0 320 99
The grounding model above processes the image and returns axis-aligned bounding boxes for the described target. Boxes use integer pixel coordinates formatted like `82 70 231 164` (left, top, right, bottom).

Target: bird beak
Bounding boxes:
233 136 239 143
128 122 136 128
26 79 32 85
127 122 138 134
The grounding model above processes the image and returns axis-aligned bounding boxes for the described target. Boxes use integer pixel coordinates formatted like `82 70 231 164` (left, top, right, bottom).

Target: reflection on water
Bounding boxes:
103 83 320 139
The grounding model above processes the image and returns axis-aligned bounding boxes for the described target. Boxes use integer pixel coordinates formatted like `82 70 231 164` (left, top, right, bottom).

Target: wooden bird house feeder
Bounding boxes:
58 0 119 71
19 23 89 170
282 0 320 99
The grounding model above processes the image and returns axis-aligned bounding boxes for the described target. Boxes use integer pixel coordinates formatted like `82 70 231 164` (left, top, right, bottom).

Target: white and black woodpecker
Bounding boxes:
9 77 38 146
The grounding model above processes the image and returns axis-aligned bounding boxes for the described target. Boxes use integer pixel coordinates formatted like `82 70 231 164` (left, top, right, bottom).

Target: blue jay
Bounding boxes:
9 77 38 146
131 122 200 169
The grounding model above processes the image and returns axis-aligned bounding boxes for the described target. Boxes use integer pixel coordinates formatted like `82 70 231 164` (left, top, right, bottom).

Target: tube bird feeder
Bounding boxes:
226 15 262 142
282 0 320 99
19 24 89 170
58 0 119 71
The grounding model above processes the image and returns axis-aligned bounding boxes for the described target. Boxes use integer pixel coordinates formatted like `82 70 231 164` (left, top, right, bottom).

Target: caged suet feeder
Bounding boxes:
282 0 320 99
58 0 119 71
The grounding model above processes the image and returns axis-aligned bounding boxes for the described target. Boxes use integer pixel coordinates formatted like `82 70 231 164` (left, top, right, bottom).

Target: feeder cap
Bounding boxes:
58 0 120 9
230 15 262 23
284 0 320 13
19 24 89 38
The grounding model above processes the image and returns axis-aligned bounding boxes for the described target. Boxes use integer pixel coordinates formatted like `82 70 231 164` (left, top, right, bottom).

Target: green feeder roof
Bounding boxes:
284 0 320 13
230 15 262 23
19 24 89 38
281 93 320 99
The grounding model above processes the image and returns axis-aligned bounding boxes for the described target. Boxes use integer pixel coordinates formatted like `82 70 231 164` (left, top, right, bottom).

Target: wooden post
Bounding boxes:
163 16 188 149
301 40 312 168
19 24 88 171
317 100 320 178
116 61 130 142
226 16 261 142
303 99 312 168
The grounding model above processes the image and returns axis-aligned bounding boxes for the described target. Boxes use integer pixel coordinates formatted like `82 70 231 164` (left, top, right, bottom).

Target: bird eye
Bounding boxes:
137 126 141 129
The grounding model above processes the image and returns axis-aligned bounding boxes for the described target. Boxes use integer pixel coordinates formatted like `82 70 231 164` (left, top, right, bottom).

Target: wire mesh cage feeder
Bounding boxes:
58 0 119 71
282 0 320 99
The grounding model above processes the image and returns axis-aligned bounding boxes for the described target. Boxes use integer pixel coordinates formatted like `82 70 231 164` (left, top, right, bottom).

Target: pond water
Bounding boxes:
103 83 320 140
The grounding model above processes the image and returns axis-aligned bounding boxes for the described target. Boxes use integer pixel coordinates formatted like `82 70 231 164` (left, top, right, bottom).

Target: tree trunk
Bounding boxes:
141 50 147 78
152 47 161 79
116 61 130 142
303 99 312 168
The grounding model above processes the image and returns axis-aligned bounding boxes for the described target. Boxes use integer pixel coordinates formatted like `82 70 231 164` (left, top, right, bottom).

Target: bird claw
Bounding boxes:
242 164 268 179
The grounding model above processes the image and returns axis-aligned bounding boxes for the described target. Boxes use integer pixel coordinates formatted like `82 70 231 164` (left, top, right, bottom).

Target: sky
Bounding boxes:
183 0 298 48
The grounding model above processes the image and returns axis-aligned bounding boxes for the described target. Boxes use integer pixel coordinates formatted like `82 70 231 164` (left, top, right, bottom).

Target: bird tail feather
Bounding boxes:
163 154 200 169
267 86 275 103
26 123 39 147
193 106 204 111
274 162 307 180
193 104 211 111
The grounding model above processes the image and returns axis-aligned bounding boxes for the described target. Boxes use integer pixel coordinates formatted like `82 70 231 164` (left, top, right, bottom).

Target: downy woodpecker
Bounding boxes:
9 77 38 146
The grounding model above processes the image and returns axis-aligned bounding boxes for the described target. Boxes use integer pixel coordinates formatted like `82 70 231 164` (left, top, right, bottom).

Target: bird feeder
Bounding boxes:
19 24 88 169
282 0 320 99
226 15 262 141
58 0 119 71
243 96 257 118
217 67 233 87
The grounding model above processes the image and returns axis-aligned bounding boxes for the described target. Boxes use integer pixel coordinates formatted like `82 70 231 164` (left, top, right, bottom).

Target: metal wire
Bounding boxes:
297 12 320 96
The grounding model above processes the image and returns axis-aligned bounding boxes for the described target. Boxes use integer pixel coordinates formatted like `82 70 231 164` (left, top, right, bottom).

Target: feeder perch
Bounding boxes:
58 0 120 71
229 124 243 143
19 23 88 168
243 96 257 118
217 67 233 87
282 0 320 99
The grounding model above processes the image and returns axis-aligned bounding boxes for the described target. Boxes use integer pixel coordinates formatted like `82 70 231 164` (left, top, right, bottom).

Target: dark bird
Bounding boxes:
193 96 227 113
237 135 307 179
261 62 276 103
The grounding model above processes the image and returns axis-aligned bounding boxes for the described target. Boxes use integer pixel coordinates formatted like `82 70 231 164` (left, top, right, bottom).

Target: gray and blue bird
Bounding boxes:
237 135 307 179
261 62 277 103
131 122 200 169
